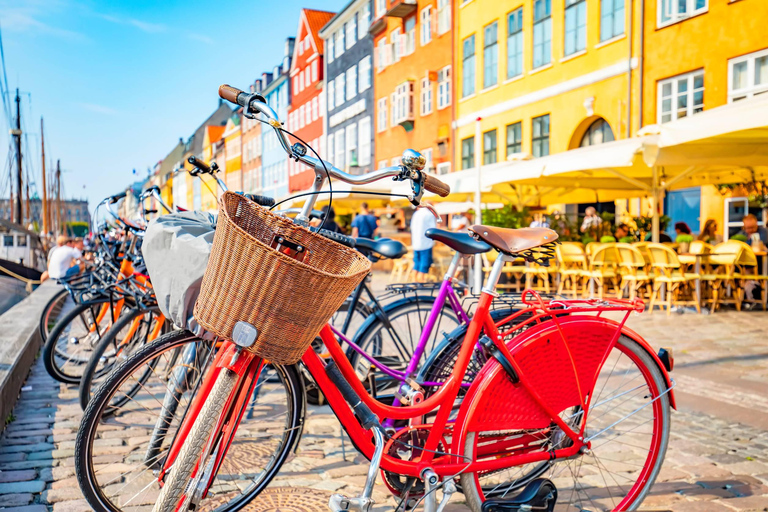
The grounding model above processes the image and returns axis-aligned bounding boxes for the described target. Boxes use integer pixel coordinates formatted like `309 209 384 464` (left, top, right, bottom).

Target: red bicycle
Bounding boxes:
76 86 675 512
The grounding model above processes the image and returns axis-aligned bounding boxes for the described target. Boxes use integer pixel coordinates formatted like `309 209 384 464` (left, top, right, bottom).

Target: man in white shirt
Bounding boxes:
450 212 470 232
48 238 84 280
410 204 437 282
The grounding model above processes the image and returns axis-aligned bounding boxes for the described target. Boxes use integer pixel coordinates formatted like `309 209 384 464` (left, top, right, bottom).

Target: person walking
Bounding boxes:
410 204 437 282
351 202 379 239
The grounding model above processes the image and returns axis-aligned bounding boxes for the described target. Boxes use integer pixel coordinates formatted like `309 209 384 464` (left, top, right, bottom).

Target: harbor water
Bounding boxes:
0 276 29 315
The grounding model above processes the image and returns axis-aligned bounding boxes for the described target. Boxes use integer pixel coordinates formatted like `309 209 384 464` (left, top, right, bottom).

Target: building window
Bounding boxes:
327 133 334 160
658 0 707 27
377 98 388 131
438 66 451 109
507 8 523 79
564 0 587 56
376 0 386 18
729 48 768 102
359 3 370 40
337 29 345 57
359 56 372 92
461 137 475 169
437 0 451 35
420 77 433 115
377 39 387 71
436 162 451 175
335 74 345 107
346 65 358 101
312 60 318 82
600 0 625 41
328 80 335 111
481 24 498 91
580 118 615 146
533 0 552 69
421 6 432 46
346 123 358 167
299 71 304 92
328 34 335 62
347 14 357 49
312 96 318 121
391 28 402 62
658 70 704 123
421 148 433 171
293 76 299 93
378 160 388 169
405 17 416 55
335 130 345 168
506 122 522 156
299 104 305 128
462 34 476 97
483 129 497 165
358 117 372 166
532 114 550 157
393 81 415 125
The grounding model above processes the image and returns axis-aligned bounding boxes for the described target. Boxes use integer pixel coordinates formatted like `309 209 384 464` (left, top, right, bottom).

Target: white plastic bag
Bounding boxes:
142 211 216 336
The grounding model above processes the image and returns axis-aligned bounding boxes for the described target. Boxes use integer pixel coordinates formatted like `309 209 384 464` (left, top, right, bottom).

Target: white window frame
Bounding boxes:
658 0 708 28
421 148 433 172
359 3 370 40
657 69 704 123
420 77 433 116
405 18 416 55
438 66 451 109
376 0 386 19
346 14 357 50
359 56 372 92
377 98 388 132
377 38 387 71
437 0 451 35
420 6 432 46
391 28 402 63
337 29 345 58
346 65 358 101
358 116 372 166
436 162 451 175
327 133 334 160
334 130 345 169
346 123 358 167
335 74 345 107
312 60 318 82
312 96 318 121
728 48 768 102
298 71 304 92
393 81 415 125
328 34 335 62
328 80 335 111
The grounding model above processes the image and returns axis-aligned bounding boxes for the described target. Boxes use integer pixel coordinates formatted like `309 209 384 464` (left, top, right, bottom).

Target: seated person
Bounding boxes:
47 237 85 280
615 223 632 241
737 214 768 246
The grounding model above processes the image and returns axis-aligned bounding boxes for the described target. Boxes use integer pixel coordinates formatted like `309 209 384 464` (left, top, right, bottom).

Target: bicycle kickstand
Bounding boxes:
421 469 456 512
328 427 385 512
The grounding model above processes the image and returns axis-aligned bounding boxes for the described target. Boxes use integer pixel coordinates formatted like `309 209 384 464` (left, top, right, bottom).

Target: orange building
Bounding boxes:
371 0 454 175
288 9 336 192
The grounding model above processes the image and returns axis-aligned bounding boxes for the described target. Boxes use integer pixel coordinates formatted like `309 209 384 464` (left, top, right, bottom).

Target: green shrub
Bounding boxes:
730 234 748 242
619 236 635 243
582 236 595 244
676 234 694 243
600 235 617 243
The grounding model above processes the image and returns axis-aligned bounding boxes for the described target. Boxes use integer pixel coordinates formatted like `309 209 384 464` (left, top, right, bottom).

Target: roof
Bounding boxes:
0 218 40 239
187 103 233 156
157 139 185 179
303 9 336 54
320 0 365 36
205 125 226 146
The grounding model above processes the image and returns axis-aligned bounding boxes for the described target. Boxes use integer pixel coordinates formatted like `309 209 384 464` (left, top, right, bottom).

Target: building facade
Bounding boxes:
0 198 90 231
261 38 295 201
223 113 242 192
288 9 336 192
372 0 454 175
641 0 768 237
320 0 375 176
241 81 264 195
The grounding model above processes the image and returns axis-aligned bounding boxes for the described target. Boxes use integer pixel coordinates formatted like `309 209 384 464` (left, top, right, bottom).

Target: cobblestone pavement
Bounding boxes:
1 307 768 512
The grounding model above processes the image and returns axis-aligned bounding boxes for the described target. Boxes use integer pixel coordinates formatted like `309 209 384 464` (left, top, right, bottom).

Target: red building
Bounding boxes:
287 8 335 192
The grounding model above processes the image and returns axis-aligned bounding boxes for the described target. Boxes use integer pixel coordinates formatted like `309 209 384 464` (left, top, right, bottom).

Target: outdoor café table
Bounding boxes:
754 251 768 276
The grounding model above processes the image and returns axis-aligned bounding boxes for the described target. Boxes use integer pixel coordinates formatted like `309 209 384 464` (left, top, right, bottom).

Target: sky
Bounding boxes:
0 0 347 211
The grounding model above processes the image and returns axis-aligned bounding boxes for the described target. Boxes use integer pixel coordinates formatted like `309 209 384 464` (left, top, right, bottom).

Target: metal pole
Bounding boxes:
56 159 61 235
473 117 483 294
626 0 634 138
651 166 659 242
13 88 22 225
41 117 49 234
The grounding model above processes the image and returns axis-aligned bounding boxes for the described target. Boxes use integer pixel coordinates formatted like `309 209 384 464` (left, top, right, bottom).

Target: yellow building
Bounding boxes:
641 0 768 238
454 0 640 171
199 125 226 212
223 115 242 192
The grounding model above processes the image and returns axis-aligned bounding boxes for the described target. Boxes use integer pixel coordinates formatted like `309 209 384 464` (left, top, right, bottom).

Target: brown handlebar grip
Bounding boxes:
219 84 244 105
423 174 451 197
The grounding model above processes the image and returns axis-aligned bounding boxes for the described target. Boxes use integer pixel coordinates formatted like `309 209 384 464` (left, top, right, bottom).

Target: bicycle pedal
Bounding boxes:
328 493 374 512
480 479 557 512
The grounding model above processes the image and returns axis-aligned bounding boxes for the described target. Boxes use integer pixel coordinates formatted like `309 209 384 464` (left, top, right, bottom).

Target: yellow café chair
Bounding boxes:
582 245 619 299
734 242 768 311
678 240 713 272
647 243 700 315
483 251 527 293
700 240 746 312
616 243 653 301
555 242 587 298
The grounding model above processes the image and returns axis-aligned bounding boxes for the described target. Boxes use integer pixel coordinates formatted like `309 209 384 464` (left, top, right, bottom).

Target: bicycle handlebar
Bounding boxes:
423 173 450 198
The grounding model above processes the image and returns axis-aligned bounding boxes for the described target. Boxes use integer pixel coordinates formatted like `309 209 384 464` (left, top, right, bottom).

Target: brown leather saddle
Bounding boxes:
468 225 559 256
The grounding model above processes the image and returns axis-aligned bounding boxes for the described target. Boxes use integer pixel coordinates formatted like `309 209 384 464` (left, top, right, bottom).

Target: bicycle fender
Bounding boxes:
620 325 677 410
451 316 658 462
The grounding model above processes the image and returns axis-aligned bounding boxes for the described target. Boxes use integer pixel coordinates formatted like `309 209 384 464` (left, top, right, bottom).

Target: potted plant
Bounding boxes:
676 234 694 254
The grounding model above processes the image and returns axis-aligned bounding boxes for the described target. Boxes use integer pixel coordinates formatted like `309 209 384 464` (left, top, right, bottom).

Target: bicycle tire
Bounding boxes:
458 335 671 512
75 330 306 512
42 299 129 384
152 368 238 512
39 288 71 342
347 295 461 395
77 306 165 411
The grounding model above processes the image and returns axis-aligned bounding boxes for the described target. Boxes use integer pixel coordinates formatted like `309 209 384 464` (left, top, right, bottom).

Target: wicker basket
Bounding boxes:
193 192 371 364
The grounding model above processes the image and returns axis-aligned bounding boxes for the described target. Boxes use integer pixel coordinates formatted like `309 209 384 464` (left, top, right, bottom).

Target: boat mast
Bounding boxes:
12 88 22 225
56 159 61 235
41 117 48 234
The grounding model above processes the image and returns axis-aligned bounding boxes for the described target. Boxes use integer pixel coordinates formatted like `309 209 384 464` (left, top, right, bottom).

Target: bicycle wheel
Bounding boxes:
39 287 75 342
75 330 305 512
78 307 167 411
459 335 671 512
43 299 129 384
347 295 461 395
